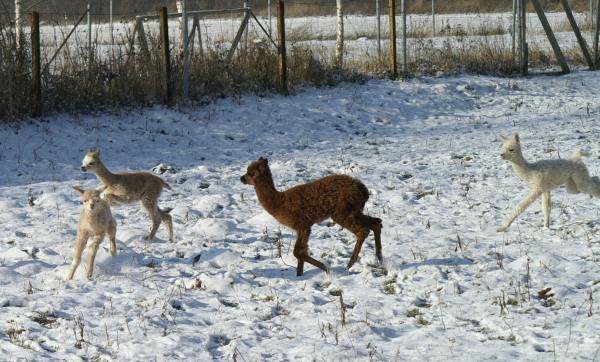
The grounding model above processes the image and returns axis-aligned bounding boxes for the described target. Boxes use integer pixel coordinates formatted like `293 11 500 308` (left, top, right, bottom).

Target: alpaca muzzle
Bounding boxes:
81 166 87 172
240 175 248 184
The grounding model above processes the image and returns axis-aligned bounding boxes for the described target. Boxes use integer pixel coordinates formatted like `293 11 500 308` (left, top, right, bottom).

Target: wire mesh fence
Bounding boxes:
1 0 599 120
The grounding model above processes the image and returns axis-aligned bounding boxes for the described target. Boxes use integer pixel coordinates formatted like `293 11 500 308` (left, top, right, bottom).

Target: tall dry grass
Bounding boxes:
0 24 31 119
0 12 594 121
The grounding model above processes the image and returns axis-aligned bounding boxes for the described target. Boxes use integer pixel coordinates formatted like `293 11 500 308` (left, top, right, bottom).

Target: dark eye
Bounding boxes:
252 171 258 177
508 148 514 152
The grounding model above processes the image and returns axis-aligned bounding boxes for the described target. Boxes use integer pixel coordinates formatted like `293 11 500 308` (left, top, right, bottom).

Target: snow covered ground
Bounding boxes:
1 71 600 360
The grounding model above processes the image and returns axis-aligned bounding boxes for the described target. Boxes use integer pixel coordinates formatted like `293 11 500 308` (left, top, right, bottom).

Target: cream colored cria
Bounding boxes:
497 133 600 232
81 149 174 241
67 187 117 280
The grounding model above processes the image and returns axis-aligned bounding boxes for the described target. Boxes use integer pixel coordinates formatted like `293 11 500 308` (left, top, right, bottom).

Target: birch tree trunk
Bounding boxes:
335 0 344 68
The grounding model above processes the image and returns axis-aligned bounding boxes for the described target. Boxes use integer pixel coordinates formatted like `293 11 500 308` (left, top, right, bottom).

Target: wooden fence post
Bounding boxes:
31 12 41 117
388 0 397 79
520 0 528 75
159 7 172 105
276 0 288 95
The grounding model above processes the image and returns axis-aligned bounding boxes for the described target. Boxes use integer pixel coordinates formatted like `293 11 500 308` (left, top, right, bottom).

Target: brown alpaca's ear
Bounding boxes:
72 186 85 195
258 157 268 165
514 133 520 143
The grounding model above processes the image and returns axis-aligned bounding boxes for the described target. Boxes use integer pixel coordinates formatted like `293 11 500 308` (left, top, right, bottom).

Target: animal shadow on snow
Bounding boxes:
93 233 170 277
251 265 350 280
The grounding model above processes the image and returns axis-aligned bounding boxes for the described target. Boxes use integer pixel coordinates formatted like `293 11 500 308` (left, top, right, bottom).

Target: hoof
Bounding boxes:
347 259 356 270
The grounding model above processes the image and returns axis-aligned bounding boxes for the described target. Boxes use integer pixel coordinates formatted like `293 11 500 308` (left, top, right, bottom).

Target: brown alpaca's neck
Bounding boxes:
254 176 283 215
94 161 118 185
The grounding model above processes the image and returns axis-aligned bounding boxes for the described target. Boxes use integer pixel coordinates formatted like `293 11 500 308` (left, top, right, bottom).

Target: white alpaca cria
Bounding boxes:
497 133 600 232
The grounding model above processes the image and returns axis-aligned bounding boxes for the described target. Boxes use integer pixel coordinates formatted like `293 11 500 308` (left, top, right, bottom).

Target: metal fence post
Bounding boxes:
388 0 397 79
268 0 272 36
182 0 189 99
594 0 600 67
376 0 381 58
109 0 114 47
244 0 249 51
512 0 517 65
87 3 92 68
402 0 407 74
15 0 23 48
432 0 435 37
520 0 528 75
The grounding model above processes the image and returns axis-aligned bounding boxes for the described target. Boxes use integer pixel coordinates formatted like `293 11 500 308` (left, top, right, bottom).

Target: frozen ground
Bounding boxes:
1 71 600 360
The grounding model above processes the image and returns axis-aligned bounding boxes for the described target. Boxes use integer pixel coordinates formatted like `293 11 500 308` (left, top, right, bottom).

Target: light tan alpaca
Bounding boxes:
498 133 600 232
81 149 174 241
67 187 117 280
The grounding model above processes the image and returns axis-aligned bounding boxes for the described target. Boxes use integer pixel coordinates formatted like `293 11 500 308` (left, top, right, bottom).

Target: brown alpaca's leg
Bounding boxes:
335 214 376 269
368 216 383 263
348 227 369 269
141 199 161 240
293 228 329 276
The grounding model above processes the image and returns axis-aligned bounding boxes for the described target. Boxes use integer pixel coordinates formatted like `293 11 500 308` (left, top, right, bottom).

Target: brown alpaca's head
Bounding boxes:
240 157 272 186
81 149 101 172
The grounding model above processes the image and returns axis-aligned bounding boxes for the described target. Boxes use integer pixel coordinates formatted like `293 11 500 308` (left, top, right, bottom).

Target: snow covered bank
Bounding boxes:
1 72 600 360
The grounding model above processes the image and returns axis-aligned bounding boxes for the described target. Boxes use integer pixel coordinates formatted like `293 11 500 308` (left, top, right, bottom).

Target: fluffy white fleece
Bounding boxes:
497 133 600 232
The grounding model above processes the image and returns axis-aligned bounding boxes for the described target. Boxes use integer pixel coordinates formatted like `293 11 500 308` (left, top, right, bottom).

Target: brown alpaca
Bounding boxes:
81 149 173 241
241 157 382 276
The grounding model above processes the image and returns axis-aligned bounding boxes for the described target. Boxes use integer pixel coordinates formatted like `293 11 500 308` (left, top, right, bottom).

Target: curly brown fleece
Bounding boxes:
241 157 382 276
